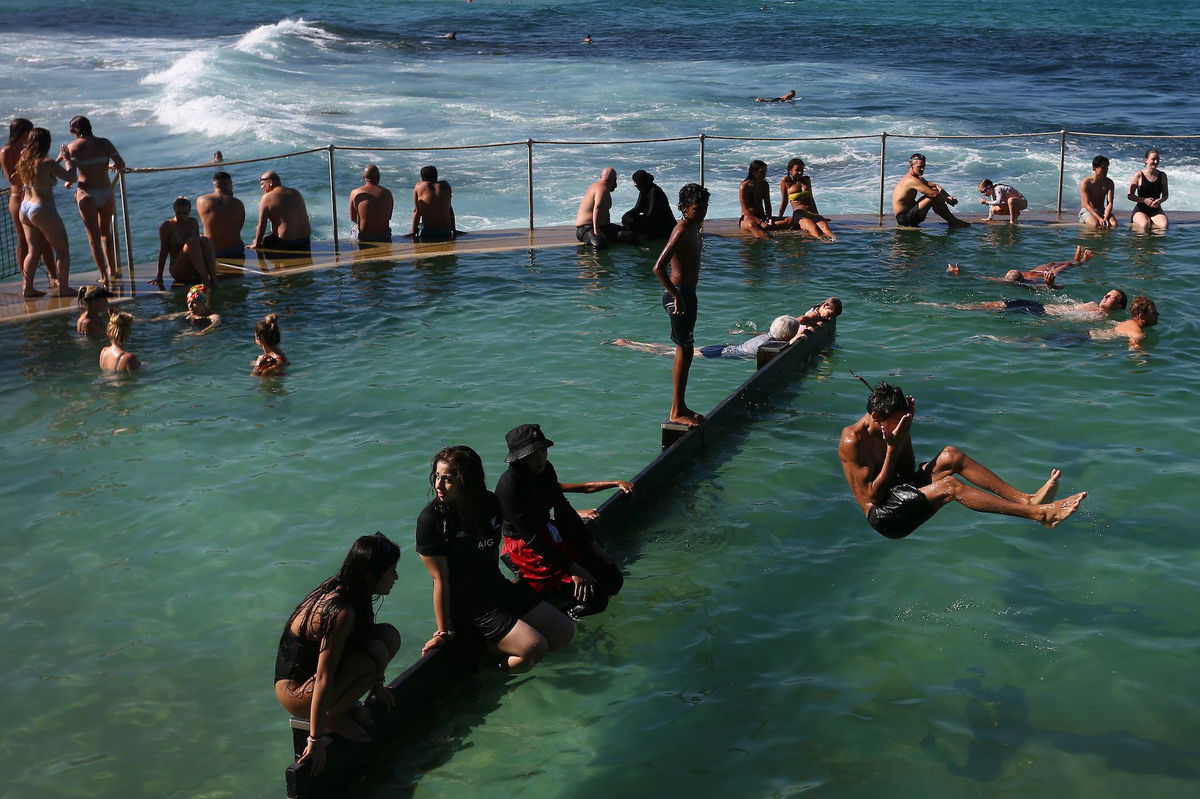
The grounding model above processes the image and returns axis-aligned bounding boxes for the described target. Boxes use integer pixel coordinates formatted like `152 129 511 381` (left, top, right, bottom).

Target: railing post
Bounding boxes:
878 132 888 217
327 145 340 255
118 171 134 271
698 133 706 187
1056 130 1067 216
526 139 535 231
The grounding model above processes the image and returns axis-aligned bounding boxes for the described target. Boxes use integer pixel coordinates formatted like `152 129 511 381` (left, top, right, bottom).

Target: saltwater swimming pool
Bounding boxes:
2 224 1197 798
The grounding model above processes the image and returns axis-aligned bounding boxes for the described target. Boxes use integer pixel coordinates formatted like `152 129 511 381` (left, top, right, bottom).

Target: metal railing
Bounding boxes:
115 129 1200 268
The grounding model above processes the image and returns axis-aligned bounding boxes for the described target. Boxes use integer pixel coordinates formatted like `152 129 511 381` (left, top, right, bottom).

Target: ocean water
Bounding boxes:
2 3 1200 798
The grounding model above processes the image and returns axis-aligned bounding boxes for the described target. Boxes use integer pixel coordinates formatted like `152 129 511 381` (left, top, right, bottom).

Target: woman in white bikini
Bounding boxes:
65 115 124 286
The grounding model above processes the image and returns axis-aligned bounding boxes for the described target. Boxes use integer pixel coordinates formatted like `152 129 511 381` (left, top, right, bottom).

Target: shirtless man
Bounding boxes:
1079 155 1118 229
947 246 1095 289
839 378 1086 540
349 164 394 244
1092 295 1158 347
574 166 636 249
406 165 458 242
739 160 786 239
196 171 246 259
952 288 1127 319
892 153 969 228
653 183 710 427
249 170 311 254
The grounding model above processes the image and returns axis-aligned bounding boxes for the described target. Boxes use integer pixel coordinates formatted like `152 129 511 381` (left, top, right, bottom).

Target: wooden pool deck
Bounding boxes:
3 211 1195 327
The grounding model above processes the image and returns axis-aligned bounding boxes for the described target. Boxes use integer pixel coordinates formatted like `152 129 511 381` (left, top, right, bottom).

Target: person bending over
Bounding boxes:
274 533 401 774
977 179 1028 224
496 424 624 620
838 377 1085 540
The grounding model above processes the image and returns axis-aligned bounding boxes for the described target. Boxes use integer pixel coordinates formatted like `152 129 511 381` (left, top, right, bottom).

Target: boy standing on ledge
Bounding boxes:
652 183 710 428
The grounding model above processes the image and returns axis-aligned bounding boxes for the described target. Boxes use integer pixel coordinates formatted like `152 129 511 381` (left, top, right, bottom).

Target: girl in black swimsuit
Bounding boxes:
1127 149 1169 230
274 533 402 773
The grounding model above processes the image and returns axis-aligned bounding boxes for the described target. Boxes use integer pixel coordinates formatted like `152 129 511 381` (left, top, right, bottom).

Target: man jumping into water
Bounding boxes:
838 377 1085 539
892 153 970 228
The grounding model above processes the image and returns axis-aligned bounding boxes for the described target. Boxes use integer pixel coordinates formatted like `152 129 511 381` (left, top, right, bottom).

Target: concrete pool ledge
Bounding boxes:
5 211 1194 327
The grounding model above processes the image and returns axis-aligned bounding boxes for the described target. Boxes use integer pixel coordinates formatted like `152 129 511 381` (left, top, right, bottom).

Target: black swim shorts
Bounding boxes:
662 284 698 347
458 577 541 643
1002 298 1046 316
868 482 938 539
895 202 929 227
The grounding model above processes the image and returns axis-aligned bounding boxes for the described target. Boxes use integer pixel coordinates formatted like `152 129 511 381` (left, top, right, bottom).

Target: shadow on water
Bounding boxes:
997 568 1158 639
944 675 1200 783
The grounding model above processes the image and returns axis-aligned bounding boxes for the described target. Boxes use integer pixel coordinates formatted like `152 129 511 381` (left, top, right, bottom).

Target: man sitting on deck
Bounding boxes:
838 377 1086 540
349 164 394 244
196 171 246 259
611 297 841 358
405 165 460 242
249 170 311 255
892 153 970 228
575 166 638 249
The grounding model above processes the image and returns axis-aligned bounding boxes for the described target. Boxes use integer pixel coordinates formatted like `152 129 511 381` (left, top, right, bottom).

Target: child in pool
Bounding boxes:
184 284 221 333
99 311 140 372
251 312 288 376
75 283 114 335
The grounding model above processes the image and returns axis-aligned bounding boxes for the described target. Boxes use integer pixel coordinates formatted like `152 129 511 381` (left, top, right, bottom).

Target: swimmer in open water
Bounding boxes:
755 89 796 102
274 533 401 775
251 313 288 376
839 377 1086 540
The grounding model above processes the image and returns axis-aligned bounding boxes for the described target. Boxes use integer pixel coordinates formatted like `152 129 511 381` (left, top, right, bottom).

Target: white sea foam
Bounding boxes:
233 18 341 58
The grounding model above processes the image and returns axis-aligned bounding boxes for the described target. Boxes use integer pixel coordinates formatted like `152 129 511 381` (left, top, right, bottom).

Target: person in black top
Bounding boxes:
621 170 677 240
274 533 402 774
496 424 626 620
416 445 574 672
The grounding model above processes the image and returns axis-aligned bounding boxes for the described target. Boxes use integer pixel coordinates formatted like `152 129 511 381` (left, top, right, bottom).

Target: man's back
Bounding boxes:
197 192 245 250
263 186 311 239
352 183 394 235
574 179 611 227
414 180 453 230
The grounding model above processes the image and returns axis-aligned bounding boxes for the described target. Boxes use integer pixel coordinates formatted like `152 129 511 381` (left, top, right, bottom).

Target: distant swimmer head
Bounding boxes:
505 423 554 464
818 297 843 317
420 165 438 182
186 284 210 308
631 169 653 187
363 164 380 182
1003 269 1023 282
68 115 93 137
769 315 800 340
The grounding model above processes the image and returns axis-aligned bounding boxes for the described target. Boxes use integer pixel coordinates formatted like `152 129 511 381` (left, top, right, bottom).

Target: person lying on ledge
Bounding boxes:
946 246 1095 288
275 533 401 775
496 424 625 621
838 376 1086 540
611 296 842 358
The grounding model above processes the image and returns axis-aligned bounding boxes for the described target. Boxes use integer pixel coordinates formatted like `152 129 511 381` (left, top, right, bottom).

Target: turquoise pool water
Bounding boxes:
2 224 1197 798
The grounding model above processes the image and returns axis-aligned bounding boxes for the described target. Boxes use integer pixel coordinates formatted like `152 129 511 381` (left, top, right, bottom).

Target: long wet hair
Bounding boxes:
746 159 767 180
429 445 488 529
15 127 50 187
284 532 401 651
7 118 32 147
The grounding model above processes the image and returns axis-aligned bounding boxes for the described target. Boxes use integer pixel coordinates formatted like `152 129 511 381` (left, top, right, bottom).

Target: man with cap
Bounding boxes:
621 170 676 240
891 153 970 228
494 423 631 620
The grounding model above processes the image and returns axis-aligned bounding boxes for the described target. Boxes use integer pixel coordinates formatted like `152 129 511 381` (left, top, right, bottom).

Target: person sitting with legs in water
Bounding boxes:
838 376 1086 540
892 153 970 228
15 127 75 298
151 196 218 290
574 166 637 249
739 160 788 239
349 164 394 244
406 165 461 243
496 425 624 621
251 313 289 376
196 171 246 259
249 170 311 254
778 158 835 239
977 179 1028 224
417 445 574 672
99 311 140 372
275 533 401 774
1078 155 1118 229
65 115 124 287
621 169 676 241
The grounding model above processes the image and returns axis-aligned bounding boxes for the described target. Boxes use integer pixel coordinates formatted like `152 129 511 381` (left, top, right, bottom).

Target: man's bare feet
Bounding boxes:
327 713 370 742
669 408 705 428
1039 491 1086 528
1029 469 1061 504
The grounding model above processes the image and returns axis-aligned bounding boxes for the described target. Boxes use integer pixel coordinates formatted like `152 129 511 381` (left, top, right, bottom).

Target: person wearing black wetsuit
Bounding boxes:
621 170 676 240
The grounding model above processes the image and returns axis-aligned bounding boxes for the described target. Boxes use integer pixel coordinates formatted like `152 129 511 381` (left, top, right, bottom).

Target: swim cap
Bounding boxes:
186 284 209 306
